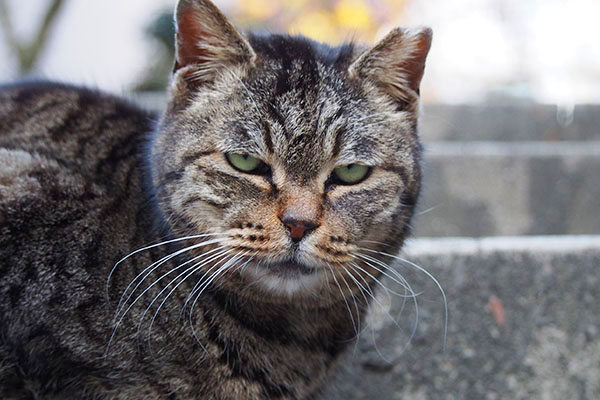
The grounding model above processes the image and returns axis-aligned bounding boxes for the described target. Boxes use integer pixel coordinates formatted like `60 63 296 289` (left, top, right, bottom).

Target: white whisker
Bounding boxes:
353 253 419 298
347 263 405 329
105 246 229 354
415 204 441 216
326 263 359 338
337 268 363 338
362 255 420 344
146 250 248 348
188 250 251 346
113 237 226 317
360 248 448 349
344 265 394 362
106 233 226 301
139 249 233 340
348 262 420 353
359 239 393 248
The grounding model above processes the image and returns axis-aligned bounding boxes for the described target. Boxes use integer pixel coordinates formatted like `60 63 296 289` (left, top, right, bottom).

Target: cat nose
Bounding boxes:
279 208 320 243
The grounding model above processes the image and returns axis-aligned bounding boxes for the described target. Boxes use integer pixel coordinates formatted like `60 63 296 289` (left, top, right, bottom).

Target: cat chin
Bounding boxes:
242 261 325 297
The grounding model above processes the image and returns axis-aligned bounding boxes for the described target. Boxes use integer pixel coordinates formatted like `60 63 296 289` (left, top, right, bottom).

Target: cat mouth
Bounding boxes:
264 260 316 276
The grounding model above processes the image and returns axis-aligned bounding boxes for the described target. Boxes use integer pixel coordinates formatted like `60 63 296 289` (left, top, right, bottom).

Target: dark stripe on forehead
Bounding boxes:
332 126 347 159
265 102 289 138
323 106 345 130
261 121 274 153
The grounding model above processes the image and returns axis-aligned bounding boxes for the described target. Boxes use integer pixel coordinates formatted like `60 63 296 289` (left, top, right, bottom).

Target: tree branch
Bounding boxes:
0 0 67 73
0 0 20 53
21 0 66 72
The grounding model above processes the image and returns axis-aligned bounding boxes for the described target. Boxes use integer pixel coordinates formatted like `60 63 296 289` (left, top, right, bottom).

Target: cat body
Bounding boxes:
0 1 431 399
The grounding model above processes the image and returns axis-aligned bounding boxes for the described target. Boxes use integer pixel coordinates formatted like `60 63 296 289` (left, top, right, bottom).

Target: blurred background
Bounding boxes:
1 0 599 105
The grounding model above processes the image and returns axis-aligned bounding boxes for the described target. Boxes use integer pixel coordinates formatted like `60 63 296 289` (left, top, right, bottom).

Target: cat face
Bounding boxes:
151 0 431 302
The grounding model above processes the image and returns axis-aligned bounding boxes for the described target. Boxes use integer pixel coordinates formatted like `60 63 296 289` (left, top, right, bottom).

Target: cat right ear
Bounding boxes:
348 27 432 110
173 0 256 83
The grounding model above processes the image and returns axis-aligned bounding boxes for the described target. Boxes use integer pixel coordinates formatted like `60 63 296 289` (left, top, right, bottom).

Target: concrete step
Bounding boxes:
413 141 600 237
420 103 600 142
322 235 600 400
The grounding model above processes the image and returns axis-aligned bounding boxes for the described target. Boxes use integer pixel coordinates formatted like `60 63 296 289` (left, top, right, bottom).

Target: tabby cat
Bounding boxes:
0 0 432 398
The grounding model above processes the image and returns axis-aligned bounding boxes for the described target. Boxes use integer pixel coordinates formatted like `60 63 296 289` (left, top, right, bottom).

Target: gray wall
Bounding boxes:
413 103 600 237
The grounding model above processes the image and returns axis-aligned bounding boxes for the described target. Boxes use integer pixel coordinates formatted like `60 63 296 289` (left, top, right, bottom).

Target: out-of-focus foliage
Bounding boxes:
0 0 66 74
134 11 176 92
233 0 406 43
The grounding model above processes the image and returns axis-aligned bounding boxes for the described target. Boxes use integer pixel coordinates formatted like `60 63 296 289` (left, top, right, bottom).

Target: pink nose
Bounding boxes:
280 211 319 243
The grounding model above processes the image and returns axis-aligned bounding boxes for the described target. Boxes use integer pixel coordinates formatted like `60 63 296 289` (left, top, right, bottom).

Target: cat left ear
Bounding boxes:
174 0 255 80
349 27 432 108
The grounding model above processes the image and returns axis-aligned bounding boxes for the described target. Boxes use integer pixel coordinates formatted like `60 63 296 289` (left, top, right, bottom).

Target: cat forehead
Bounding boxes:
245 34 358 104
183 34 416 178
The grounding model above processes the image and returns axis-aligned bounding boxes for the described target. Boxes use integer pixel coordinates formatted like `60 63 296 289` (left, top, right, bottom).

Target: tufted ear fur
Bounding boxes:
173 0 255 83
349 27 432 108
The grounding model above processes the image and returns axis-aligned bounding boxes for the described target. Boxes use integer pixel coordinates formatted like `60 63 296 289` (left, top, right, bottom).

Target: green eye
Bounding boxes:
332 164 371 185
226 153 266 173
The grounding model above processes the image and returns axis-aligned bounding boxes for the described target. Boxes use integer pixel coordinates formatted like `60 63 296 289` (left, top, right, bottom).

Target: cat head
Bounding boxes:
151 0 431 303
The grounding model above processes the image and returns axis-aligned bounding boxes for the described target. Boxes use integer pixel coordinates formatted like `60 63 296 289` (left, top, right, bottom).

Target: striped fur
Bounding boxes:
0 0 431 398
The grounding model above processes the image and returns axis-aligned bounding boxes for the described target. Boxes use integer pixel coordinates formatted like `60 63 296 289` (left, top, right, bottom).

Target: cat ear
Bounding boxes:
173 0 256 80
349 27 432 107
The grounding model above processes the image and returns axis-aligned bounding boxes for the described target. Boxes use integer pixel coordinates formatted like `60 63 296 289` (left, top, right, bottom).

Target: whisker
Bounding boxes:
188 251 251 346
360 248 448 349
337 268 363 338
415 204 441 216
114 239 226 319
139 249 234 341
347 263 405 329
348 261 390 306
344 265 394 362
146 250 249 349
112 238 227 317
352 253 418 298
339 264 374 353
106 233 226 301
359 240 393 248
348 262 420 352
185 249 248 310
326 263 359 338
354 253 423 345
105 247 229 354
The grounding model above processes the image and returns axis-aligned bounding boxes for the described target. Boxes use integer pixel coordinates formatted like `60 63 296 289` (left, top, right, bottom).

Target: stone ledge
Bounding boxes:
414 145 600 237
404 235 600 256
420 104 600 142
424 141 600 157
321 236 600 400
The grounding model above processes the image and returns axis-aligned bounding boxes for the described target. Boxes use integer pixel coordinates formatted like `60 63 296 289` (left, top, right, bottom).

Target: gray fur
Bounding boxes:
0 0 431 398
